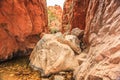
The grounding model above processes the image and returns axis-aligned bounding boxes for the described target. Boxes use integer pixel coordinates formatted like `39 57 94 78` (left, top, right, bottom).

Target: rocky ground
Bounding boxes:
0 56 73 80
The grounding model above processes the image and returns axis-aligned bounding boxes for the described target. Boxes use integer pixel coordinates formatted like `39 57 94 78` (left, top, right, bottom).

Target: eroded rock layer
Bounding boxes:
74 0 120 80
0 0 48 60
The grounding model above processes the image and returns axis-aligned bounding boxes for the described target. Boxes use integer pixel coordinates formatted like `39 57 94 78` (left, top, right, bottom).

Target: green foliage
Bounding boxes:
50 28 59 34
47 9 60 33
48 10 57 23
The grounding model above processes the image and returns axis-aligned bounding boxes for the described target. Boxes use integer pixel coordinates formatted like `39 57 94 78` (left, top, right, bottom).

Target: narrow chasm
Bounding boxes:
0 0 75 80
0 0 120 80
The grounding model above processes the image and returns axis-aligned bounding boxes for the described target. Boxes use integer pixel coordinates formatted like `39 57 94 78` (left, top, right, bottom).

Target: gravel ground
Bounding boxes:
0 56 74 80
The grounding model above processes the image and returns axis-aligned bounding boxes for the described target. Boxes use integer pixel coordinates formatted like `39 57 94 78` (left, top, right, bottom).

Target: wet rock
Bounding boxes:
0 0 48 60
30 33 80 76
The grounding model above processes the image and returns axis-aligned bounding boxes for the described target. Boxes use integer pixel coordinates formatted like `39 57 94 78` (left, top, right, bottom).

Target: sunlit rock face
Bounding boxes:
75 0 120 80
0 0 48 60
62 0 89 32
47 5 62 33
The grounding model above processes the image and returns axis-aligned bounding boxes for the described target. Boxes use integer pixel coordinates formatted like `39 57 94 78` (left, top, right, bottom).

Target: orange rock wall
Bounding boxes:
0 0 48 60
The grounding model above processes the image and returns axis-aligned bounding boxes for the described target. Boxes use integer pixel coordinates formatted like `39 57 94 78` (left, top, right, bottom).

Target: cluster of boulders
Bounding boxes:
29 28 86 77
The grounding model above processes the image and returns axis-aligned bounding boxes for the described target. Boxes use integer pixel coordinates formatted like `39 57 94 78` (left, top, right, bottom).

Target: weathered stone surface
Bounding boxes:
62 0 89 32
29 33 80 76
71 0 89 30
54 75 64 80
62 0 73 32
71 28 84 38
0 0 48 60
74 0 120 80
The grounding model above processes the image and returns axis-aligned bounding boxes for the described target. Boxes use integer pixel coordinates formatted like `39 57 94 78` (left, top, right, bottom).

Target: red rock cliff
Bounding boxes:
0 0 48 60
82 0 120 79
62 0 89 32
63 0 120 80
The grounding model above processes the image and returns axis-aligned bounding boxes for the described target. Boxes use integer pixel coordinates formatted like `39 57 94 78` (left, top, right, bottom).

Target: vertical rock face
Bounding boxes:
75 0 120 80
71 0 89 30
62 0 89 32
62 0 73 32
0 0 48 60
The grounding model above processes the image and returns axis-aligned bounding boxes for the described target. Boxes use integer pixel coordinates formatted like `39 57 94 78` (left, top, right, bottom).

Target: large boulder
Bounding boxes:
29 33 81 76
0 0 48 60
74 0 120 80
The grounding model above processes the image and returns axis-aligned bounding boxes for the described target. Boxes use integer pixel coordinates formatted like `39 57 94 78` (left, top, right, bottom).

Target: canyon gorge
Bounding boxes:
0 0 120 80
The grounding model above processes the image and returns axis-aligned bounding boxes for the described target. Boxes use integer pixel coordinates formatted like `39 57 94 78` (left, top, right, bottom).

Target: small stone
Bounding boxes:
23 71 31 75
42 78 49 80
15 72 22 75
59 72 66 75
65 71 73 80
95 54 104 62
54 75 65 80
9 74 15 77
